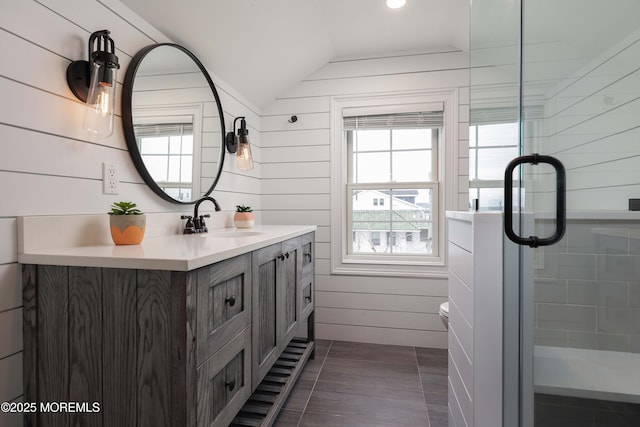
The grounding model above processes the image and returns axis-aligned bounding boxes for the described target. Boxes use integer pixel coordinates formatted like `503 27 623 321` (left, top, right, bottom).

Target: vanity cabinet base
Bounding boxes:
21 231 315 427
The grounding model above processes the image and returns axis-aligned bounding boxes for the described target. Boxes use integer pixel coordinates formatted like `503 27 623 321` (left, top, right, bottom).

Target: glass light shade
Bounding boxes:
236 136 254 171
83 62 117 138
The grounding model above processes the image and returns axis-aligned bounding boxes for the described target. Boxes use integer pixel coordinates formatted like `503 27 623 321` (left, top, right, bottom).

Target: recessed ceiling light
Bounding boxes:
386 0 406 9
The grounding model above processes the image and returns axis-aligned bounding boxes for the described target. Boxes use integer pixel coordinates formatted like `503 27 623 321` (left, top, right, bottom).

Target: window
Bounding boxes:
135 122 195 201
468 122 518 210
468 106 541 210
346 120 439 256
132 105 203 203
331 91 458 278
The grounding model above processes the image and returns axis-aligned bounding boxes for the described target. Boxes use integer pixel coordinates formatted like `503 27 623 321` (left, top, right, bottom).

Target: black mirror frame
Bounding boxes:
122 43 226 205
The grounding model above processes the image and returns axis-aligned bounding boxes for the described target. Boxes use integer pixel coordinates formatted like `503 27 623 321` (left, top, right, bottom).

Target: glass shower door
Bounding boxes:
471 0 640 426
520 1 640 425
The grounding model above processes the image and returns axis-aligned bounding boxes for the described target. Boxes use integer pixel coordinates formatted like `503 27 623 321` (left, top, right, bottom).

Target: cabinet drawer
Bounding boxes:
301 233 314 278
197 328 251 427
299 273 314 320
197 253 251 365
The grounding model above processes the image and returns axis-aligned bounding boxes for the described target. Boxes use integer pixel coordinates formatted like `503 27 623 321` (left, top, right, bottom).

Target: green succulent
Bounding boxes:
109 201 143 215
235 205 253 213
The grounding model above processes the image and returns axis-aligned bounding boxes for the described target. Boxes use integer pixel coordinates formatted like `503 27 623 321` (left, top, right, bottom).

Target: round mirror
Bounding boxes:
122 44 225 204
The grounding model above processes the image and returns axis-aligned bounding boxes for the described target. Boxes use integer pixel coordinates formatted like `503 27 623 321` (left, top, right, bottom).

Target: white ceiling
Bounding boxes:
119 0 470 109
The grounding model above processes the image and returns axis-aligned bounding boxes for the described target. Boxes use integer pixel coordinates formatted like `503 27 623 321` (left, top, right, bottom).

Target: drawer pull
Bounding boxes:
304 253 312 261
226 380 236 391
225 295 237 307
305 296 312 303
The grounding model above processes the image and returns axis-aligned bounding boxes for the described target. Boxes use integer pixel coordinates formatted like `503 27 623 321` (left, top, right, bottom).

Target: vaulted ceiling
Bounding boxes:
119 0 470 109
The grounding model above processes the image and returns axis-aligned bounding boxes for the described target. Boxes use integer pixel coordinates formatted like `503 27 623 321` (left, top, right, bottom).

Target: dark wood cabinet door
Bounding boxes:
196 329 251 427
251 243 281 388
196 253 251 365
281 237 301 345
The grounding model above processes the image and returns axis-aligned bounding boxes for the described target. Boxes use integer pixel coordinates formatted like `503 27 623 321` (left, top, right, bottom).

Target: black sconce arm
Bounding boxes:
225 116 246 154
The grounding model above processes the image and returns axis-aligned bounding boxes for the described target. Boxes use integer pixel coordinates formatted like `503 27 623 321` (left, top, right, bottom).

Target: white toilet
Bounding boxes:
439 301 449 329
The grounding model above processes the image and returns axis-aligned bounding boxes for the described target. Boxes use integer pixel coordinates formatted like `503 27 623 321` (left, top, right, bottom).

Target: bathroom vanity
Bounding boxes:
18 218 315 427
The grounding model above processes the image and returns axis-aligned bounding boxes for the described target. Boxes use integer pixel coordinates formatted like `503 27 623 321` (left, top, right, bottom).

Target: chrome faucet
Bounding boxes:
181 196 221 234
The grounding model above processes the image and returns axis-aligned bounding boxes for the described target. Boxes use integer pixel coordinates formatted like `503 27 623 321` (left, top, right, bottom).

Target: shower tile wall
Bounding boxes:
534 219 640 353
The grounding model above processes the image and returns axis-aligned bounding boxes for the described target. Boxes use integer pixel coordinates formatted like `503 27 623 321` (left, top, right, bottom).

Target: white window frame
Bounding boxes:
133 104 203 200
330 90 459 278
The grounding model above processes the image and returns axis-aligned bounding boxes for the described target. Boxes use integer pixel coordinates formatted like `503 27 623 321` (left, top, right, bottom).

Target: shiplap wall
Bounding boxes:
261 50 471 348
0 1 260 424
538 28 640 210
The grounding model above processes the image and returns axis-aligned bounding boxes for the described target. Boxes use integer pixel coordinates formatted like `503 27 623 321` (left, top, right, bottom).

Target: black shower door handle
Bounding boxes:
504 154 566 248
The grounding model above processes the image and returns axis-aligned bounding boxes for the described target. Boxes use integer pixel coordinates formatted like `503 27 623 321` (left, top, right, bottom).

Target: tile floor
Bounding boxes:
273 340 448 427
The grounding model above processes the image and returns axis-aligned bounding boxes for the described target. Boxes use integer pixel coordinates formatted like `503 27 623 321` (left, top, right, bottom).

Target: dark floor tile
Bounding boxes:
319 357 421 391
415 347 448 368
273 409 302 427
328 340 417 365
299 411 391 427
313 339 332 359
420 371 448 387
282 379 314 412
300 357 324 381
424 388 448 405
420 369 448 405
418 363 448 377
305 388 428 426
314 378 425 402
426 403 449 427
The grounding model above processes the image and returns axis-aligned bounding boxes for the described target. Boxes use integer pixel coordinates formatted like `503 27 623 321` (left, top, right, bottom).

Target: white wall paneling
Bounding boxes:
0 219 17 265
315 272 449 296
262 145 331 164
0 265 21 313
261 178 330 195
536 28 640 211
282 68 470 100
0 354 23 412
317 324 448 348
260 48 469 346
309 50 469 80
0 309 22 360
261 128 330 147
446 212 503 427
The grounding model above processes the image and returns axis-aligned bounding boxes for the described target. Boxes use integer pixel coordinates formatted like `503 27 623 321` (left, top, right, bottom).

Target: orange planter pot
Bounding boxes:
110 214 146 245
233 212 255 229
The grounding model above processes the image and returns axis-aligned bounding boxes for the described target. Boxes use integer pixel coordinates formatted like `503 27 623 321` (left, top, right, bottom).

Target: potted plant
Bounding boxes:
108 201 146 245
234 205 255 228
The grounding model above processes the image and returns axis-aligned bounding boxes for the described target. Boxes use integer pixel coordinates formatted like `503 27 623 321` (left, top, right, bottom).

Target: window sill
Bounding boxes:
331 258 448 279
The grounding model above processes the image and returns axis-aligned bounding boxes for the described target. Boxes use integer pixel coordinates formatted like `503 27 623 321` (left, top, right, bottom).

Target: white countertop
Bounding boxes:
18 217 315 271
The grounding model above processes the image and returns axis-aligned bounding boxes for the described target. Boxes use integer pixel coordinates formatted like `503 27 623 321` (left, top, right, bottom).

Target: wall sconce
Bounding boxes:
66 30 120 138
225 117 254 171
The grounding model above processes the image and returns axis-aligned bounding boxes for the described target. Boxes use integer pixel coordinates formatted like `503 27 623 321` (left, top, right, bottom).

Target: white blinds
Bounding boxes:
133 123 193 138
344 111 444 130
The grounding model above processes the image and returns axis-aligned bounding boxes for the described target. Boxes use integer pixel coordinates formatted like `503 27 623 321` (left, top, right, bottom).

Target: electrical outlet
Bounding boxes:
103 163 119 194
